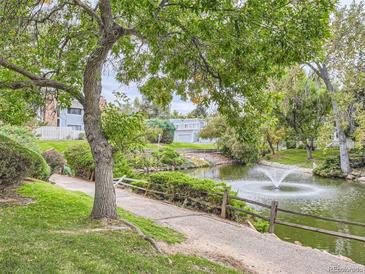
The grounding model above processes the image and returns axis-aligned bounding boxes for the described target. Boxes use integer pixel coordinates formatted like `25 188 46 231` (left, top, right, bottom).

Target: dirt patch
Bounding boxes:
159 241 254 273
53 226 129 235
0 185 33 207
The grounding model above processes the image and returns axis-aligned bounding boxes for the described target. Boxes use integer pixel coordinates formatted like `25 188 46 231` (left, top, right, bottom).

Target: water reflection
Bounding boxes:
185 163 365 265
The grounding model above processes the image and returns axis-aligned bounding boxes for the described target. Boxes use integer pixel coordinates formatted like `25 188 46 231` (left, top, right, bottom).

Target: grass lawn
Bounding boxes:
38 140 216 154
37 140 87 153
266 148 339 168
0 181 238 274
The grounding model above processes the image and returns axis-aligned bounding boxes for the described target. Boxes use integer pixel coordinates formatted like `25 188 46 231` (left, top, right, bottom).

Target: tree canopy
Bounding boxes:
0 0 335 219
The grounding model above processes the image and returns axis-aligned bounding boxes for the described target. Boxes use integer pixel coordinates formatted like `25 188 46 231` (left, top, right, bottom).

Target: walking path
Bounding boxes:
50 174 365 274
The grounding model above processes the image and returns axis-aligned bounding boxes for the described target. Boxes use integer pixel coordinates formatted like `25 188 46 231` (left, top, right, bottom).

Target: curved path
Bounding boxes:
50 174 365 274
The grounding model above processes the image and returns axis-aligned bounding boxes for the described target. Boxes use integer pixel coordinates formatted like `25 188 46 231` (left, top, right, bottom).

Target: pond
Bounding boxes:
185 163 365 265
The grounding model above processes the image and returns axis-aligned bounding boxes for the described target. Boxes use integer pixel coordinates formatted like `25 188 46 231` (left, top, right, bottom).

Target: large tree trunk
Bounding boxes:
82 25 125 219
267 137 275 155
83 58 117 219
306 144 313 160
319 64 351 174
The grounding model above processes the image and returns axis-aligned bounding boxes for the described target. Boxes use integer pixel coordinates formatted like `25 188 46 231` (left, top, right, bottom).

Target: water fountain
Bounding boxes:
256 167 295 189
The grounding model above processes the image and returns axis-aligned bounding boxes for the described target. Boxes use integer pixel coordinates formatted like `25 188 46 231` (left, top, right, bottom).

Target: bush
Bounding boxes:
128 154 160 169
145 126 163 143
217 133 259 164
314 148 365 178
0 134 50 188
0 125 40 153
65 145 137 180
64 144 95 180
113 152 135 178
78 132 86 140
42 149 65 174
141 172 268 232
313 156 344 178
152 147 186 166
147 119 175 144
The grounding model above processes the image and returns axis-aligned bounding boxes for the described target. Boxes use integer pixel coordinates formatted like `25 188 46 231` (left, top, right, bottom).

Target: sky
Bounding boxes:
100 0 355 114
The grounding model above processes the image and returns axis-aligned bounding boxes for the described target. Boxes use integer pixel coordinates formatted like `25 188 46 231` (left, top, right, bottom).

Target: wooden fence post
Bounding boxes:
221 188 229 218
269 200 279 233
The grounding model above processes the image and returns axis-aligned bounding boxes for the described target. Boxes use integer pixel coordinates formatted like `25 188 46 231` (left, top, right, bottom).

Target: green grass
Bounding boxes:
0 181 238 273
37 140 87 153
266 148 339 168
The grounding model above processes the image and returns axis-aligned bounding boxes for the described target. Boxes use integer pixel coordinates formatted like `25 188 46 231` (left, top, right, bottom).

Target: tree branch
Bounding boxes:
99 0 113 30
72 0 103 28
306 62 321 77
0 57 84 103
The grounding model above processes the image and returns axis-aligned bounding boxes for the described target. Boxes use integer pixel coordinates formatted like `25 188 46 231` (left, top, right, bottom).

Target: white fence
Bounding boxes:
35 126 84 140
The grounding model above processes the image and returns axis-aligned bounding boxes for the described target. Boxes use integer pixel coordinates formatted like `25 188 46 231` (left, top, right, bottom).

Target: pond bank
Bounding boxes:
135 151 236 173
258 159 313 175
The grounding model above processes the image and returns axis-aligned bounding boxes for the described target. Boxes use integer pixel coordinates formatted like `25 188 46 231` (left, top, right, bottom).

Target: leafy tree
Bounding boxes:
133 96 170 119
102 106 146 153
187 104 208 118
200 115 258 163
272 67 331 159
0 0 334 219
199 115 227 140
307 2 365 172
0 89 42 125
147 119 175 144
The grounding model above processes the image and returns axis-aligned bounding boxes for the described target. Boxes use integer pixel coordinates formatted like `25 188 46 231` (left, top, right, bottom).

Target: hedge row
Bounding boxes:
0 134 50 188
132 172 268 232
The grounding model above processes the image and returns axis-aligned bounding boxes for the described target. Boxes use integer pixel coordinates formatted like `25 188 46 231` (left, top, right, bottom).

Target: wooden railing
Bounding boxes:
114 177 365 243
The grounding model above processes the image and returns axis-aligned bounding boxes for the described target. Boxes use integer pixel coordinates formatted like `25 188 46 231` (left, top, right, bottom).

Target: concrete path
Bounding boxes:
50 174 365 274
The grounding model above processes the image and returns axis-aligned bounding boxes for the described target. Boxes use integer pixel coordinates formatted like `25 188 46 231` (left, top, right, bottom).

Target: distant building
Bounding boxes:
169 119 214 143
37 96 106 140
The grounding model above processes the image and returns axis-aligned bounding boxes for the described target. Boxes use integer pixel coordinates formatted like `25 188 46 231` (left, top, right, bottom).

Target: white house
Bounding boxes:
169 119 213 143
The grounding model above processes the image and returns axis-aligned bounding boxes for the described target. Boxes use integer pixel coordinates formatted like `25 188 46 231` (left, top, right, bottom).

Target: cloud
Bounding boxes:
101 71 195 114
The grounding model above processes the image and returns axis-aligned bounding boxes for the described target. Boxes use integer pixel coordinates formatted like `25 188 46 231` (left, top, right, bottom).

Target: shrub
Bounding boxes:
128 154 160 169
64 144 95 180
0 134 50 188
78 132 86 140
217 133 259 164
152 147 186 166
0 125 40 153
145 126 163 143
313 156 344 178
314 148 365 178
142 172 268 232
147 119 175 144
113 152 135 178
65 145 137 180
42 149 65 174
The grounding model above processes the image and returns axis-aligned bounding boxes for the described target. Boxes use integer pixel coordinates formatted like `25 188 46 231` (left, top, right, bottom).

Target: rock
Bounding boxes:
357 177 365 184
294 241 302 246
351 171 361 177
346 174 355 180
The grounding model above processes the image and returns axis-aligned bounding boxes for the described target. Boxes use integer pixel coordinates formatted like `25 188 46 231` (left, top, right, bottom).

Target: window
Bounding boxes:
67 108 82 115
67 125 82 131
